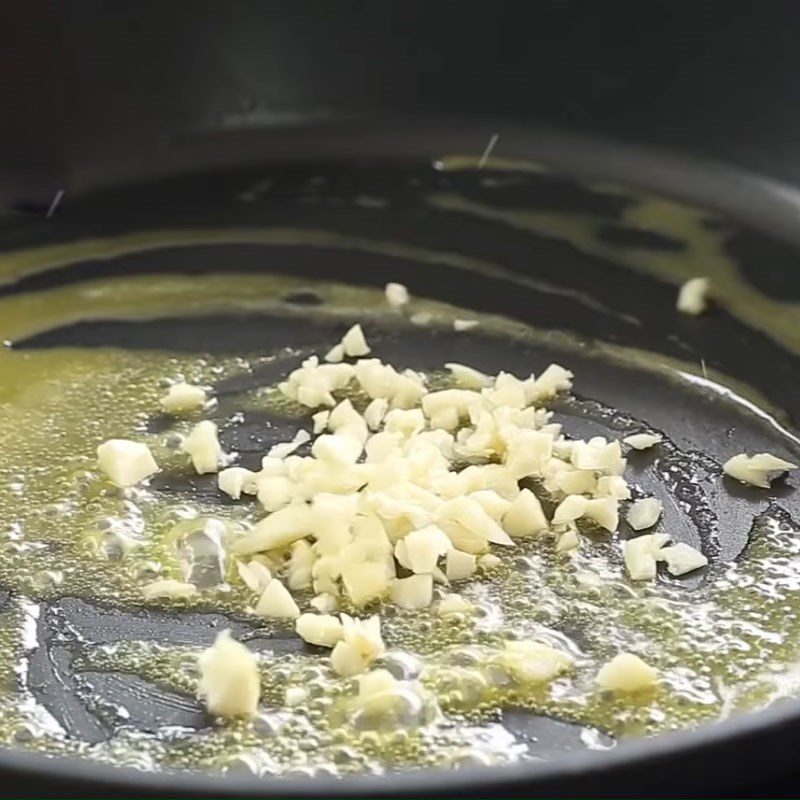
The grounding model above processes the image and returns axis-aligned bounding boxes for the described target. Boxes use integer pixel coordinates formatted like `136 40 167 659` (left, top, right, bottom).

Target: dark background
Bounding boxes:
3 1 800 205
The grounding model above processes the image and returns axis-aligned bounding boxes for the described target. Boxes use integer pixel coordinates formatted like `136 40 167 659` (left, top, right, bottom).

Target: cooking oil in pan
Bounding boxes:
0 273 795 776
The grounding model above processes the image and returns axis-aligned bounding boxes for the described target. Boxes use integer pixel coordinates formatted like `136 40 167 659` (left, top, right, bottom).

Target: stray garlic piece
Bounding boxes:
198 631 260 717
181 420 225 474
385 282 410 308
341 324 371 357
677 277 710 315
597 653 657 692
97 439 159 487
623 433 662 450
453 319 479 332
161 382 207 413
723 452 797 488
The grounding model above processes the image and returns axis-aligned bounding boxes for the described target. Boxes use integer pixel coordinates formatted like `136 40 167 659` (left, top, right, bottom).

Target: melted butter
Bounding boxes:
0 267 796 776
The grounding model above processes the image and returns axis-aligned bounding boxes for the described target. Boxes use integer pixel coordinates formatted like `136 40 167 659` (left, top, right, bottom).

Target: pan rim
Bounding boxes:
4 126 800 794
0 692 798 796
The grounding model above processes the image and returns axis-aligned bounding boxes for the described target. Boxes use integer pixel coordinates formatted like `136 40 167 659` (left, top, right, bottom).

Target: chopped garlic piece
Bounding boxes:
500 640 573 684
571 438 626 474
198 631 260 717
397 525 452 574
295 613 344 647
391 574 433 609
287 539 314 591
255 578 301 618
256 476 293 512
502 489 548 538
471 490 511 521
312 433 363 464
354 358 427 409
553 468 597 495
526 364 574 403
341 562 389 606
478 553 501 570
595 475 631 500
627 498 663 531
453 319 479 331
556 528 580 552
142 579 197 600
341 324 371 357
236 559 272 593
551 494 588 525
312 410 330 434
385 282 410 308
97 439 159 487
330 614 385 676
279 360 355 408
268 429 311 459
233 504 312 554
438 593 474 616
445 549 477 581
181 420 225 474
658 542 708 576
357 668 399 698
310 593 339 613
445 362 492 389
438 496 515 547
324 343 345 363
624 533 669 581
597 653 657 692
677 277 710 315
584 497 619 532
218 467 257 500
363 398 389 431
723 452 797 488
623 432 662 450
161 382 207 413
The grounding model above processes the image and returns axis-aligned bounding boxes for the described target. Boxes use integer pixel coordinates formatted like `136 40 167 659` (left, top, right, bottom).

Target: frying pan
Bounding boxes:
2 121 800 797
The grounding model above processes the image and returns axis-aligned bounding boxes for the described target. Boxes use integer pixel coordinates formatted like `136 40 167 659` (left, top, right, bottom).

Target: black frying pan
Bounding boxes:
2 124 800 797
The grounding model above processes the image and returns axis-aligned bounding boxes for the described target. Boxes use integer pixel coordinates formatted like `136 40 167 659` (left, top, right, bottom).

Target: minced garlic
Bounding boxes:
677 277 710 315
597 652 657 692
97 439 159 487
181 420 225 474
198 631 260 717
723 452 797 488
385 282 410 308
161 382 208 413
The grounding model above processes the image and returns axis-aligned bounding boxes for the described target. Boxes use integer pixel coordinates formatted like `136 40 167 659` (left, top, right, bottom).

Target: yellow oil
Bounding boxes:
0 264 795 777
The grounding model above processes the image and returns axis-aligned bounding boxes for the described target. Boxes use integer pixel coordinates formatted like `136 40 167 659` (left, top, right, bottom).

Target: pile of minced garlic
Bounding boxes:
94 288 797 719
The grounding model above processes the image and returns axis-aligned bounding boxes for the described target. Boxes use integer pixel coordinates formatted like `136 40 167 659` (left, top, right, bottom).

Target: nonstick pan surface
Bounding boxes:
2 129 800 797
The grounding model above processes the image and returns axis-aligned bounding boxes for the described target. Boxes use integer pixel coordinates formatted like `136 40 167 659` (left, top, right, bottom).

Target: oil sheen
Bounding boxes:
0 270 797 779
